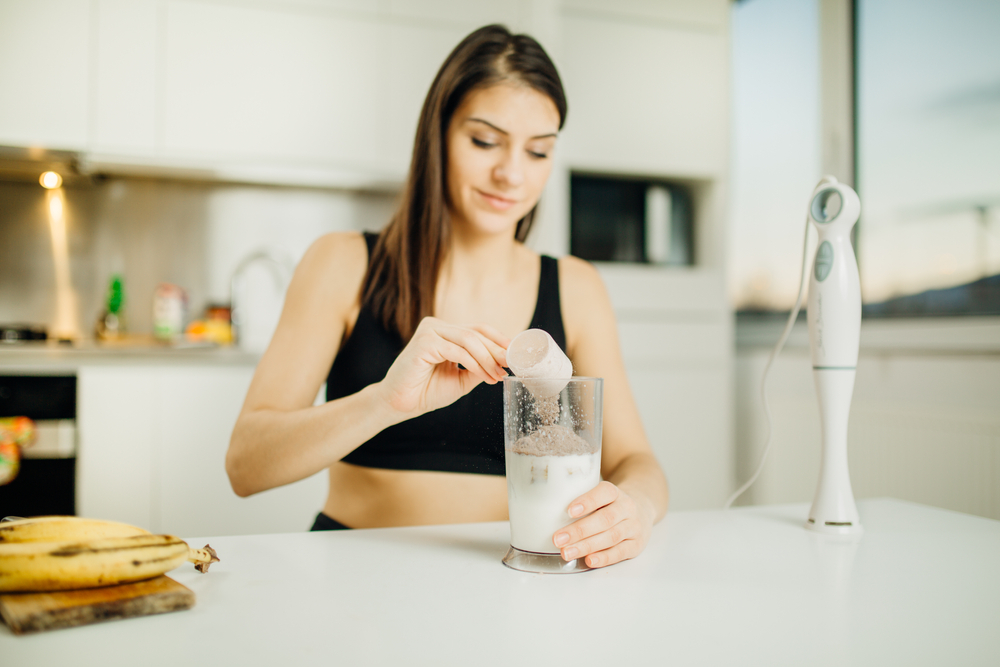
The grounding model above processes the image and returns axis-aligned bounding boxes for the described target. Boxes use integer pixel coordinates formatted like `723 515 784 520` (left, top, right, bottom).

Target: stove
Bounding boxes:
0 324 48 343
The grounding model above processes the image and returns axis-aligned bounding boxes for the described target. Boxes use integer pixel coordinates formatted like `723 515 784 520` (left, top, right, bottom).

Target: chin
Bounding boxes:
462 210 524 237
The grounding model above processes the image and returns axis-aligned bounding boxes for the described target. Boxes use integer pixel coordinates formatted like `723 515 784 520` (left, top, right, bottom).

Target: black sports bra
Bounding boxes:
325 232 567 476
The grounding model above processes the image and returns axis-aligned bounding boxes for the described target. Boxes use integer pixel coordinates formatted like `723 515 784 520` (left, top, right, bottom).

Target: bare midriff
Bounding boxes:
323 461 509 528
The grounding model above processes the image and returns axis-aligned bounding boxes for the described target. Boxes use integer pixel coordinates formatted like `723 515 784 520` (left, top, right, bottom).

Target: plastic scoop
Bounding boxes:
506 329 572 398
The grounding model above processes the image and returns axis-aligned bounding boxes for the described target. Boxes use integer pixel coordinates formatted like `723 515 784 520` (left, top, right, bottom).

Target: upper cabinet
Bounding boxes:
559 5 729 178
88 0 481 186
161 2 384 168
91 0 158 156
1 0 730 188
0 0 91 151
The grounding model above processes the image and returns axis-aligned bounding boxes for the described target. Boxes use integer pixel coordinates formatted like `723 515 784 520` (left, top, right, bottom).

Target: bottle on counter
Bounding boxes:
95 274 126 341
153 283 188 341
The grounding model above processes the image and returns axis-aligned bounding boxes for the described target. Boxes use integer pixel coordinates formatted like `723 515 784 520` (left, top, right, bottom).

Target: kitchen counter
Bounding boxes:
0 340 260 371
2 498 998 666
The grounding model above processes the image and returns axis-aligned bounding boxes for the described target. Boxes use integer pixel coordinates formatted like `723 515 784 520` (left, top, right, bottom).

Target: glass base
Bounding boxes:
502 546 592 574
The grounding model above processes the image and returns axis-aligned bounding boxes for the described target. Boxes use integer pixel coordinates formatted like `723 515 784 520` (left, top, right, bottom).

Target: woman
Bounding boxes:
226 25 668 569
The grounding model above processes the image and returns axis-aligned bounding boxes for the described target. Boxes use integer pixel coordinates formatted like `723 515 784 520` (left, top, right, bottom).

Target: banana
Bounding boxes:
0 516 150 543
0 534 220 593
188 544 221 573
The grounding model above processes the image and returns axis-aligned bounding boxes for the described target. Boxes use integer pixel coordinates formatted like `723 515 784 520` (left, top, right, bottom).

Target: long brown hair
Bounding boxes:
362 24 567 341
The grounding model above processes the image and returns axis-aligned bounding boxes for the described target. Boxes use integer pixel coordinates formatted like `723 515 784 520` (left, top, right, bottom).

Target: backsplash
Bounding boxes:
0 177 397 347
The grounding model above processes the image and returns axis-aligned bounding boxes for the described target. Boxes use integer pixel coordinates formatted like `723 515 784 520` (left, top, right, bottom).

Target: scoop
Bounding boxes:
506 329 573 398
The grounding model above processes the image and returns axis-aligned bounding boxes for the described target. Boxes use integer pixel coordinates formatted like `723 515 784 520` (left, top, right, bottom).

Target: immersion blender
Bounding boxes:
804 176 863 536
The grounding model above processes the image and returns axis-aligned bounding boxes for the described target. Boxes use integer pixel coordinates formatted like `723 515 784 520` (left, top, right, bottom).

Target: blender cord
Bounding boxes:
724 214 813 510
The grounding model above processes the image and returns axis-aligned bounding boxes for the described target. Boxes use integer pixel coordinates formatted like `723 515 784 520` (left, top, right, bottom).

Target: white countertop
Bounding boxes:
0 341 260 370
3 498 999 666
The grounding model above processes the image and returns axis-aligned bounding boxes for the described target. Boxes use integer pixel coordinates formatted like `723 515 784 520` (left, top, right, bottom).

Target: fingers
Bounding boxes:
382 318 513 416
553 482 644 569
579 541 641 569
566 480 620 520
425 320 508 383
468 324 511 365
434 338 503 385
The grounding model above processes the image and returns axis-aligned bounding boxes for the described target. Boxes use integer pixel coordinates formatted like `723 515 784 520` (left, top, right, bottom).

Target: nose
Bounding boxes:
492 148 525 188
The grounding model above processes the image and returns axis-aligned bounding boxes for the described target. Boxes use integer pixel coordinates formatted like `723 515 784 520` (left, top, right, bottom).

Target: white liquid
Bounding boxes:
506 451 601 553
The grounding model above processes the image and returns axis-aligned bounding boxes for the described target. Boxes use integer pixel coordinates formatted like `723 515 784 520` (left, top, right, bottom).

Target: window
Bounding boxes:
856 0 1000 317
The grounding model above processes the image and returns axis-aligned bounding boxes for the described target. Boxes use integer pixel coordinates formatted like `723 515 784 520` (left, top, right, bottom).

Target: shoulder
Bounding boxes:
557 254 603 290
286 231 370 311
558 254 611 311
301 230 369 271
556 255 617 358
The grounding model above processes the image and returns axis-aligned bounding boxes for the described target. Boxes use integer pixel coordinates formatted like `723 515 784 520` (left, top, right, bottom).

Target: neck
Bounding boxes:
437 224 522 303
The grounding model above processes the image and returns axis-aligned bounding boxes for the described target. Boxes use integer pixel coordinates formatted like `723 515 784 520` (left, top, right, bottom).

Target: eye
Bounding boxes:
472 137 495 149
527 150 549 159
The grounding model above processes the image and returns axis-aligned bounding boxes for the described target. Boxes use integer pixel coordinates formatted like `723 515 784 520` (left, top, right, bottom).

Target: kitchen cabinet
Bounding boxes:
161 2 384 169
153 366 327 537
559 11 728 178
0 0 91 151
553 0 733 510
77 364 327 537
4 0 731 189
615 298 733 511
77 366 157 530
91 0 158 155
87 0 488 185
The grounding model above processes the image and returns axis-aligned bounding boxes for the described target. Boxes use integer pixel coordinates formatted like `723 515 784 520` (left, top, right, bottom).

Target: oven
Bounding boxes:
0 374 77 517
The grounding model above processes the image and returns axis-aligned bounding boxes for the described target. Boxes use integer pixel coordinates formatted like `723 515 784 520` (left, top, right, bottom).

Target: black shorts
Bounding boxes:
309 512 351 531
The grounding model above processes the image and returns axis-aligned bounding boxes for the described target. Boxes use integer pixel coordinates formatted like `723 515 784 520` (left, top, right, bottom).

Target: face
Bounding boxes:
445 83 560 238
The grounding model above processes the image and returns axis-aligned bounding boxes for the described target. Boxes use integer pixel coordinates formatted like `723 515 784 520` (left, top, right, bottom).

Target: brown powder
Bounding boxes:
511 425 597 457
534 395 560 426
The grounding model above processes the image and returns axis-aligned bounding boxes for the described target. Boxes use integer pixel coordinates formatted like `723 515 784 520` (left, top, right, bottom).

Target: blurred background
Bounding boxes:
0 0 997 535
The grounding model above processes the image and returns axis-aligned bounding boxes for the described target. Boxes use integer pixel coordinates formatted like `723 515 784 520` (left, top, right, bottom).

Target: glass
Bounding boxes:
502 377 603 574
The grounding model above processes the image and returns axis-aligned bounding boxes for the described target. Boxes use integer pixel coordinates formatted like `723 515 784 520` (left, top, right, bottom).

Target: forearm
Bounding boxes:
226 383 400 497
604 452 670 525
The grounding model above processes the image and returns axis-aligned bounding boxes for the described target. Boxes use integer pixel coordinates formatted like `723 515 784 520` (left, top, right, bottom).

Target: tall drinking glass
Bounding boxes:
502 377 603 574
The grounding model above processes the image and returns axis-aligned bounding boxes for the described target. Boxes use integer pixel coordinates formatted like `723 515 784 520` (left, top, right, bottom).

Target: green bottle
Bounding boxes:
97 274 126 340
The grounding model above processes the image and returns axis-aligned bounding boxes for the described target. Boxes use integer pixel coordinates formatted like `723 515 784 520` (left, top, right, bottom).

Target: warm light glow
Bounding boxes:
40 171 63 189
46 189 80 340
48 192 63 221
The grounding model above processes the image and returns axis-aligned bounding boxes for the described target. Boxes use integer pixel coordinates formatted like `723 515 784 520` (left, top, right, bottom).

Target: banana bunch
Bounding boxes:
0 516 220 593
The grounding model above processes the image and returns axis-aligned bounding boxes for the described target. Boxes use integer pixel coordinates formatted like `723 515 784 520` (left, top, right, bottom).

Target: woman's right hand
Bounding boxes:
377 317 510 418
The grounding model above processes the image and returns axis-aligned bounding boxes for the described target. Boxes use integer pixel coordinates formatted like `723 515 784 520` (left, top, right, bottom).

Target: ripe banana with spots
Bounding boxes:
0 524 221 593
0 516 150 543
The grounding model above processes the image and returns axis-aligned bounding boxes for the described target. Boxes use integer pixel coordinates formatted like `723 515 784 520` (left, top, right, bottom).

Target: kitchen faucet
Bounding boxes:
229 250 292 347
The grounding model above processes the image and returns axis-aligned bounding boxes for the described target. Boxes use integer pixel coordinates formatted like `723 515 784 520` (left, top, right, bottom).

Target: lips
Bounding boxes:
477 189 518 211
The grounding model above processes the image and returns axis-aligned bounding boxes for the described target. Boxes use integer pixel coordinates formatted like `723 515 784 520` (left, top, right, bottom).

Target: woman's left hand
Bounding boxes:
552 481 654 569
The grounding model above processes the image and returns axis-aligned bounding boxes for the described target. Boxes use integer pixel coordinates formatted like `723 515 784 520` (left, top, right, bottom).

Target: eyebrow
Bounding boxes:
466 117 558 140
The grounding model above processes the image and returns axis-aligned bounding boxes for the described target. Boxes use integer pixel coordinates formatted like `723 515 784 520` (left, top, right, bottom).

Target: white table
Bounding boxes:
3 498 999 666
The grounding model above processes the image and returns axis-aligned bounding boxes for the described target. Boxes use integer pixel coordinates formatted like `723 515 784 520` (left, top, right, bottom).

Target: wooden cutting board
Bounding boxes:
0 576 194 635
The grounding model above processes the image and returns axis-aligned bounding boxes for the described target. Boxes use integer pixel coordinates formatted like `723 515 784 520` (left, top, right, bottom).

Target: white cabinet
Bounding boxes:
559 10 729 177
91 0 157 155
87 0 483 183
77 364 327 537
378 21 469 170
161 2 384 168
612 289 734 511
0 0 91 150
4 0 732 188
153 366 327 537
555 1 734 510
77 366 157 529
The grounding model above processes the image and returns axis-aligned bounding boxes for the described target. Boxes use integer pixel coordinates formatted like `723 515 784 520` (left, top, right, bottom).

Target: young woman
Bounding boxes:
226 25 668 569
